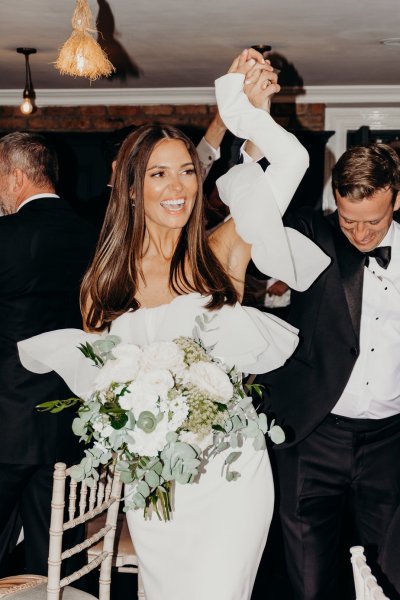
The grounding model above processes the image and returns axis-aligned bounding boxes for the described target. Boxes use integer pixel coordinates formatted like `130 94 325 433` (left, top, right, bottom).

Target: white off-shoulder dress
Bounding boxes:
18 73 329 600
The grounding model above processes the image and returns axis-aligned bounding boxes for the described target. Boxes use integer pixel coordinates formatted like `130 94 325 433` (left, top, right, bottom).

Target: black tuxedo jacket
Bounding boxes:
0 198 98 464
258 209 370 446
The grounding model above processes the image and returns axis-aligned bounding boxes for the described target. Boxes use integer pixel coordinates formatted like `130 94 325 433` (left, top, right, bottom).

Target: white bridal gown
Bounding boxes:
18 73 329 600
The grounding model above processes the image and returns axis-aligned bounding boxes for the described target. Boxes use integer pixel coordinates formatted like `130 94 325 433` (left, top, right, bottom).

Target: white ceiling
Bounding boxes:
1 0 400 92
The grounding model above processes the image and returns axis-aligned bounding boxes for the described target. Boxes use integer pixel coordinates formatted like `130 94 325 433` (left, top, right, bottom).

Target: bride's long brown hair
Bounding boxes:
81 124 238 331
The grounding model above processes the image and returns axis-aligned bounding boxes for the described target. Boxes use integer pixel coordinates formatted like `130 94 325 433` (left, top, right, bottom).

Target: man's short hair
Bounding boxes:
0 132 59 188
332 143 400 202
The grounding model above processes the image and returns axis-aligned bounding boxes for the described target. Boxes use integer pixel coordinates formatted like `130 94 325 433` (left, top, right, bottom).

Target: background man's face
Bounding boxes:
336 187 400 252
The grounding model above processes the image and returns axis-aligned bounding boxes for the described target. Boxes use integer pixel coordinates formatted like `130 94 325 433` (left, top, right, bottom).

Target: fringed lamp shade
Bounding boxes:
55 0 115 80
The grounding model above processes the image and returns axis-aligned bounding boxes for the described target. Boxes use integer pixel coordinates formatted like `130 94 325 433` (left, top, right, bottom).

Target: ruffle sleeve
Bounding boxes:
215 72 330 291
151 295 299 374
18 329 104 398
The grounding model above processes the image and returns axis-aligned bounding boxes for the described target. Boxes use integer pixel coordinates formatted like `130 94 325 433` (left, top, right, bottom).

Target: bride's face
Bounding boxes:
142 139 198 231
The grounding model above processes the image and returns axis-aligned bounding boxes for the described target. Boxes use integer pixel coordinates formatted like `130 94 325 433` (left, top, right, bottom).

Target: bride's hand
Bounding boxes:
244 67 280 112
226 49 280 112
228 48 270 78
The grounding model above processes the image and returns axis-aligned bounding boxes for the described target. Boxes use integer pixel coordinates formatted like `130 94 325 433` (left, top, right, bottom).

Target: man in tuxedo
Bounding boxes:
258 143 400 599
0 132 98 575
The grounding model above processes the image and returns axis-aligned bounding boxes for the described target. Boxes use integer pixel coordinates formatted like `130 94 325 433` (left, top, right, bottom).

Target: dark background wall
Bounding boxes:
0 102 328 209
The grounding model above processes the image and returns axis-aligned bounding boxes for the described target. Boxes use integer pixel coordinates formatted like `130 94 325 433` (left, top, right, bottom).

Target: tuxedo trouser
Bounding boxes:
275 412 400 600
0 464 85 578
379 503 400 596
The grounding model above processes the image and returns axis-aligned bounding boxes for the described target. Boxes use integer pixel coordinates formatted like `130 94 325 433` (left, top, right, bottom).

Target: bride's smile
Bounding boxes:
143 138 198 230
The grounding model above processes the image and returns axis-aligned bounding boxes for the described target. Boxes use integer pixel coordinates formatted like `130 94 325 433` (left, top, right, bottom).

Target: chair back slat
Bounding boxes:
60 552 107 587
63 497 116 530
79 481 88 516
45 462 122 600
61 525 112 560
350 546 390 600
89 480 97 512
68 479 77 521
104 473 112 503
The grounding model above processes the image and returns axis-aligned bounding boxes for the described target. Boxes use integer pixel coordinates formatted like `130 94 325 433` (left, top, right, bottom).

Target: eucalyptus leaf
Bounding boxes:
224 451 241 466
214 441 230 455
166 432 178 444
226 470 240 482
70 464 85 481
119 470 135 484
132 493 146 509
137 481 150 498
145 470 160 488
269 425 286 445
229 433 238 448
72 418 87 437
257 413 268 434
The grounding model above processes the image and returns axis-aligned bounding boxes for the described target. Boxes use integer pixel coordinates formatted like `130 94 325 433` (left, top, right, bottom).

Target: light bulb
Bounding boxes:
76 51 85 75
20 98 33 115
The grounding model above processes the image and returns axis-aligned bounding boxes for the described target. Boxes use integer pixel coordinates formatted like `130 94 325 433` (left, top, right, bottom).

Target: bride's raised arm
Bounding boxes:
209 49 330 293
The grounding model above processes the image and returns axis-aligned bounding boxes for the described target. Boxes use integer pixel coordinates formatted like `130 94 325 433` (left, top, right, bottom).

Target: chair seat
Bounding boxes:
0 579 97 600
0 575 46 598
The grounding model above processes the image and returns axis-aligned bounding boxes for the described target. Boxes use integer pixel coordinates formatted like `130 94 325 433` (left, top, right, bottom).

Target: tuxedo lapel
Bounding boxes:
328 212 365 342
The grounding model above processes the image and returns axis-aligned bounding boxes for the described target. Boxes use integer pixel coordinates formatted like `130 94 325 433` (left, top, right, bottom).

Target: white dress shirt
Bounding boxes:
332 221 400 418
17 193 60 212
196 137 221 181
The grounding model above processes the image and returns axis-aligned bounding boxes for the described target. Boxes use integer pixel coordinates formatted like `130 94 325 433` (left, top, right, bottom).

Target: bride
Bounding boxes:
19 49 329 599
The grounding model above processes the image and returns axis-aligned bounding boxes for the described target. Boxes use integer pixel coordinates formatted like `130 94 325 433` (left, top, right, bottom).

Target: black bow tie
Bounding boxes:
364 246 391 269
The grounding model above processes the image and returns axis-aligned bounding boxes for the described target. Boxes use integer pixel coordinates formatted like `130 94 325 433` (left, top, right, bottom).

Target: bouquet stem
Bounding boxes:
148 483 173 521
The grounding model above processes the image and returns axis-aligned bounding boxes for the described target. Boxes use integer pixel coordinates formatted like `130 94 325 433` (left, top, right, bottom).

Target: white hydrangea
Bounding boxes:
119 381 159 418
159 394 189 430
127 415 170 457
92 416 114 439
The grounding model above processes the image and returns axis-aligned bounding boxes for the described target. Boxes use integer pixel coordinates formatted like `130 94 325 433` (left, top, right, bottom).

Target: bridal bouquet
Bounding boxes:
38 323 284 520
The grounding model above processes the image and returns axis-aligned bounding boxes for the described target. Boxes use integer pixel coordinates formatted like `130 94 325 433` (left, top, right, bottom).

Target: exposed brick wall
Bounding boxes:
0 102 325 133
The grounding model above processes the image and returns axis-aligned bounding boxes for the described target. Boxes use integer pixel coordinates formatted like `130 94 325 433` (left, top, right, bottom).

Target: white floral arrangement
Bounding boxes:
39 317 284 520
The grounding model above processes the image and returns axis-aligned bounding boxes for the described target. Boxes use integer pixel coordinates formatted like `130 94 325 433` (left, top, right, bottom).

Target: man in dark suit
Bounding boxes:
0 132 98 576
257 143 400 599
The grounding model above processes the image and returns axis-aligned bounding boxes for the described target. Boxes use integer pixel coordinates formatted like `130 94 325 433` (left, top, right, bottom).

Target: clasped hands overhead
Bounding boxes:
228 48 281 111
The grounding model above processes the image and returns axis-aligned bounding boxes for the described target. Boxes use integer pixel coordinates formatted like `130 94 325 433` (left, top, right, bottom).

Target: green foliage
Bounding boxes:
36 397 81 413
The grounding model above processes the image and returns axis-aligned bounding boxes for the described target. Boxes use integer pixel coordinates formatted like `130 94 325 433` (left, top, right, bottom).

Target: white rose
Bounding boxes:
140 369 174 400
139 342 185 375
93 345 142 391
112 343 142 363
187 361 233 402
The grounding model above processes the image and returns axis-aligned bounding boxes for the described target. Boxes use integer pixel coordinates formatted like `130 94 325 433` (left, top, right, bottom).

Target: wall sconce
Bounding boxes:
16 47 37 115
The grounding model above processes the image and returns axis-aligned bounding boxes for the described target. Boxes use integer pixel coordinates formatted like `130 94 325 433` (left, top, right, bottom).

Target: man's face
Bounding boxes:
0 169 16 215
336 187 400 252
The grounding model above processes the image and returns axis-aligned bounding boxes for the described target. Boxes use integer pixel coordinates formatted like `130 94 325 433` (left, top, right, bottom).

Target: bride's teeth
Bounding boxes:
160 199 185 209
